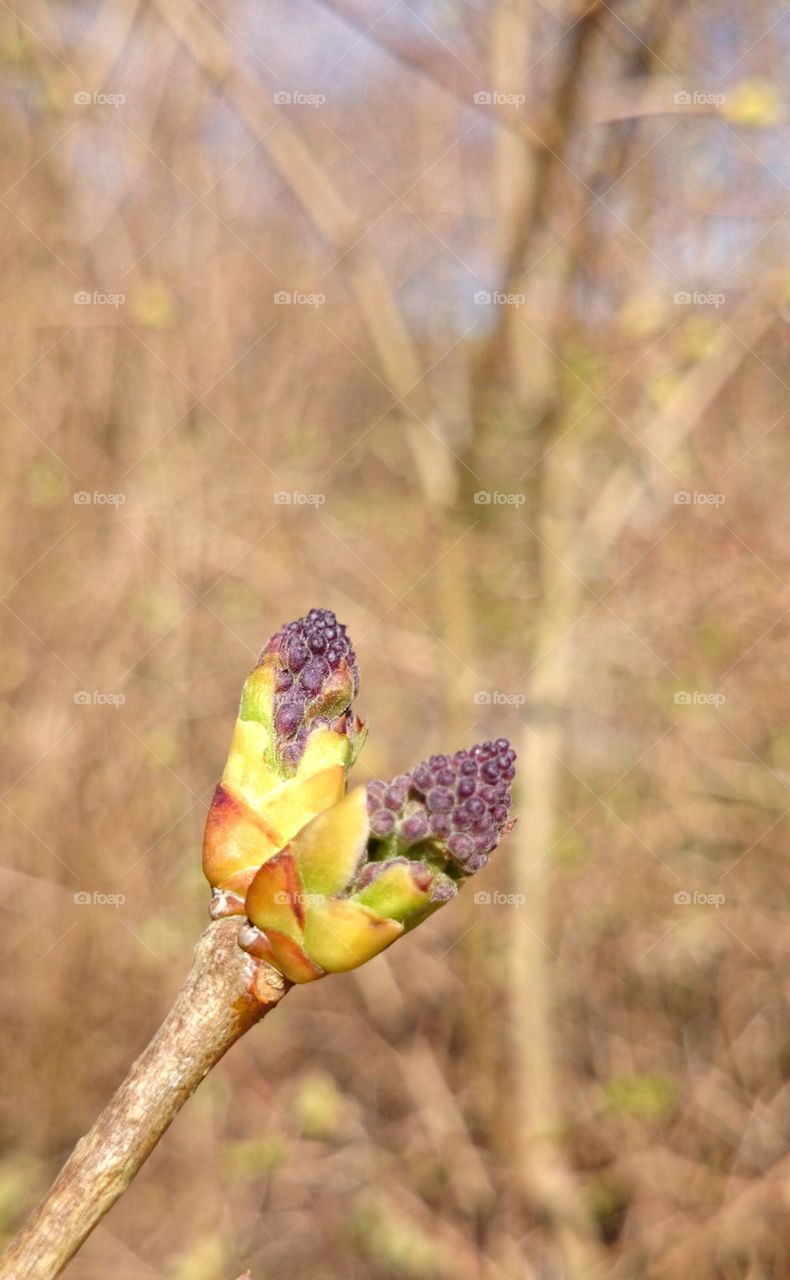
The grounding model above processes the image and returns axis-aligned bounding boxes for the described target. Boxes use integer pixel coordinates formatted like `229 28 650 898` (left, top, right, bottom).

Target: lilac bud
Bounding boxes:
401 811 429 845
447 832 474 863
384 782 408 810
427 787 454 814
252 608 361 773
364 740 516 876
371 808 396 837
274 701 301 738
412 764 433 793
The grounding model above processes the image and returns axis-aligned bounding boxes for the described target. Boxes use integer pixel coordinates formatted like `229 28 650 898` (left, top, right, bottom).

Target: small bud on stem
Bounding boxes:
202 609 366 912
240 740 516 982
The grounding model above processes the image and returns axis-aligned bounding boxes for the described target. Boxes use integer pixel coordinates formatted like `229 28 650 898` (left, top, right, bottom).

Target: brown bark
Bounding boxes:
0 918 289 1280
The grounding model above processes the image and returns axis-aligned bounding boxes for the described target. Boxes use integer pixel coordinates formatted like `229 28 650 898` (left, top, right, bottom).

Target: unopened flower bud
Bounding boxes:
243 607 362 777
366 740 515 873
202 609 366 912
240 740 516 982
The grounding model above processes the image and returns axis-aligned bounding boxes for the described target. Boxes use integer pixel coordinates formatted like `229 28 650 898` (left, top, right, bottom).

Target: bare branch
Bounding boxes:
0 919 288 1280
309 0 543 144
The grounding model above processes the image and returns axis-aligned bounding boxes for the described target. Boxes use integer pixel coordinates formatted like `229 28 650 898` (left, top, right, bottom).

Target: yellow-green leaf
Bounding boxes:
245 847 306 941
297 723 353 775
264 928 325 983
303 898 402 973
293 786 369 896
222 717 279 799
352 862 434 922
261 765 346 842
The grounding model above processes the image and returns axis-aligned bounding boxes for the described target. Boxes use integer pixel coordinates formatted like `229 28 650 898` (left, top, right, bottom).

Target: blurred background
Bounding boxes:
1 1 789 1277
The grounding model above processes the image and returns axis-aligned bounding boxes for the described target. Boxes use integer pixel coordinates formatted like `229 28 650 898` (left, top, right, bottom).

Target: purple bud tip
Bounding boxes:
430 878 457 904
370 808 396 838
384 778 409 810
401 811 429 846
274 700 302 738
260 609 360 765
366 740 516 874
367 780 387 811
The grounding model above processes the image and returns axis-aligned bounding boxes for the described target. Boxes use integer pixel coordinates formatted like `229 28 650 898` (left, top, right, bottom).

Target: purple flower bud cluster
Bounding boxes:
261 609 359 765
366 739 516 874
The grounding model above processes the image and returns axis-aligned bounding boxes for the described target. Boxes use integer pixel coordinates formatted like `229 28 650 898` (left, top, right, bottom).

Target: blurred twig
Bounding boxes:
510 418 609 1280
150 0 428 415
310 0 545 145
470 6 609 1276
582 296 777 560
151 0 472 560
639 1152 790 1279
151 0 485 713
470 1 604 427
